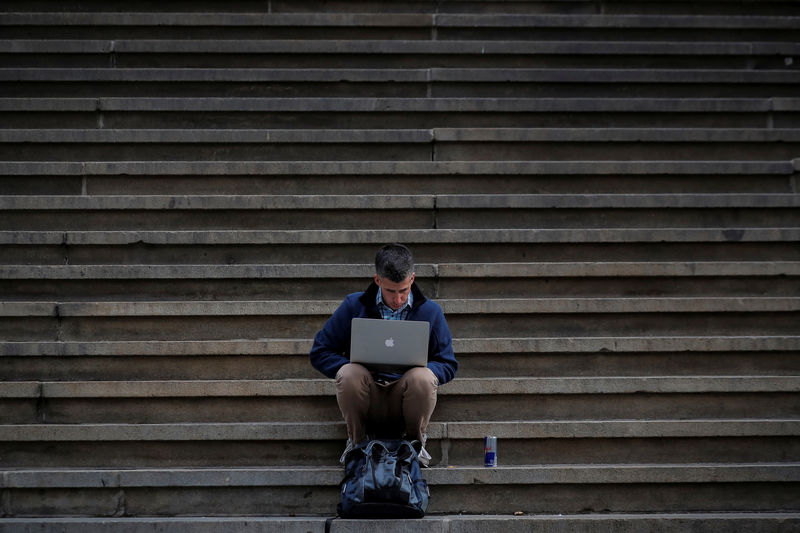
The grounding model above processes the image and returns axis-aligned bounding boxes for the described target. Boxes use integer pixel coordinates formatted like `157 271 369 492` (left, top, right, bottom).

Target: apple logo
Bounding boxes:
385 338 395 348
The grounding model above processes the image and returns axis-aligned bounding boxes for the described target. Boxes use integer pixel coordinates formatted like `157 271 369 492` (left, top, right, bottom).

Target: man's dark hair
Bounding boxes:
375 243 414 282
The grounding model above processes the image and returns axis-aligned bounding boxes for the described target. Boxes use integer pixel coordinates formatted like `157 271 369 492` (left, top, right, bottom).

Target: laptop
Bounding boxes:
350 318 430 373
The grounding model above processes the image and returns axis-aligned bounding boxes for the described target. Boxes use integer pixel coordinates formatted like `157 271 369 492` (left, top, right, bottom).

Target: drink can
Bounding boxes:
484 436 497 467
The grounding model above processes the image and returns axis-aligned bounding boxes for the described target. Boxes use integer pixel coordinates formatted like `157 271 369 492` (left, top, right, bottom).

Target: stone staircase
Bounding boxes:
1 1 799 531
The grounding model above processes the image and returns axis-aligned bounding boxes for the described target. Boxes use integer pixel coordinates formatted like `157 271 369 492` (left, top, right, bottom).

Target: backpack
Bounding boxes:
337 439 430 518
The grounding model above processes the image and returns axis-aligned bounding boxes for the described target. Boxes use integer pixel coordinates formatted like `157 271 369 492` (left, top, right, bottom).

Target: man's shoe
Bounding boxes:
342 436 431 467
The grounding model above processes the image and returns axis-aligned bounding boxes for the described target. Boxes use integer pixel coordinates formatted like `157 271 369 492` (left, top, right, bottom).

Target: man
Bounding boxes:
310 243 458 466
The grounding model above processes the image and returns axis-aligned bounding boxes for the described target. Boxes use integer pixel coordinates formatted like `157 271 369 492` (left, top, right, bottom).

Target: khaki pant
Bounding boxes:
335 363 438 443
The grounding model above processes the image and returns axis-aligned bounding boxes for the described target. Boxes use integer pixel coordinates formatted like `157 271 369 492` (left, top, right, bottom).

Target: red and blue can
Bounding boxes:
484 436 497 467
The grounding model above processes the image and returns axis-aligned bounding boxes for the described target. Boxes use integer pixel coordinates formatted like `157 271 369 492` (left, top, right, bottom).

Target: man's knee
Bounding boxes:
403 367 439 395
336 363 372 392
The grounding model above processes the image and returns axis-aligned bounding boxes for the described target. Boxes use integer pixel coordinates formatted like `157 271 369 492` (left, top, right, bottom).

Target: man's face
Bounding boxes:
374 273 415 310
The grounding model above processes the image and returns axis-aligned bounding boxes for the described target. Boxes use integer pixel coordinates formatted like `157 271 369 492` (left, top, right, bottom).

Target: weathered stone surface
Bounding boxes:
438 261 800 277
3 97 799 113
5 296 798 318
0 129 435 144
7 39 800 56
0 261 795 280
0 517 334 533
3 11 799 29
0 263 382 279
437 193 800 208
0 12 432 27
444 419 800 439
1 160 794 176
2 376 797 399
0 195 435 210
2 227 797 246
2 419 796 442
1 0 798 521
2 514 800 533
2 67 800 83
4 463 798 489
0 422 350 442
3 335 799 356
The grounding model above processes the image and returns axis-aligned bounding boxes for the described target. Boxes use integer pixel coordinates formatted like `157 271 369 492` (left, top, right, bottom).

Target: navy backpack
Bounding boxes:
338 439 430 518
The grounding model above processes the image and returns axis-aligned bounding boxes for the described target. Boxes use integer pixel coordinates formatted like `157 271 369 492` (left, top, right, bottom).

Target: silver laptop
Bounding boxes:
350 318 429 372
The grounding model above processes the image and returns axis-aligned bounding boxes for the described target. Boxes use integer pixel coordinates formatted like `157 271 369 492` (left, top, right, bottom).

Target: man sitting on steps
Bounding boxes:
310 243 458 466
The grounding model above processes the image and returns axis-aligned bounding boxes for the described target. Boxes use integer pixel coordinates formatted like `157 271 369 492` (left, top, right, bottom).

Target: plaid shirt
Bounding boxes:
376 287 413 320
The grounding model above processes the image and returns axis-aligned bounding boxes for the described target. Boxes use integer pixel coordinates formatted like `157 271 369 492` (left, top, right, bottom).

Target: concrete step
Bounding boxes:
3 376 798 424
2 192 798 230
3 336 798 382
3 240 796 266
0 193 437 231
0 12 435 44
1 463 798 515
0 12 432 27
7 376 798 397
2 11 796 26
3 227 798 246
0 129 432 162
3 97 798 129
0 263 394 301
1 227 796 265
4 424 800 463
433 128 800 162
7 96 799 112
2 296 798 341
3 297 799 316
1 213 797 261
4 96 798 112
1 419 797 468
517 1 800 17
6 243 800 268
4 39 798 70
0 261 795 301
6 128 800 143
5 419 797 442
5 319 798 344
5 336 798 357
2 68 798 99
2 159 796 197
5 351 798 384
1 260 797 278
3 159 794 177
0 195 800 230
3 0 800 16
441 14 800 39
0 0 451 14
9 39 799 56
6 192 799 209
3 514 800 533
3 11 797 35
1 128 798 161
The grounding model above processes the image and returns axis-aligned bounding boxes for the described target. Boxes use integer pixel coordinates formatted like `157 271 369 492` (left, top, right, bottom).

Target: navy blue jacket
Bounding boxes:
310 282 458 385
